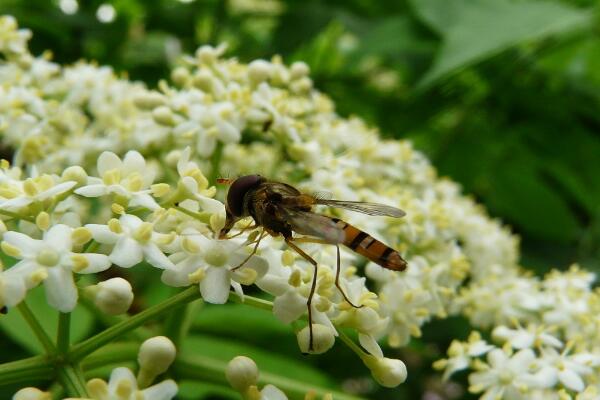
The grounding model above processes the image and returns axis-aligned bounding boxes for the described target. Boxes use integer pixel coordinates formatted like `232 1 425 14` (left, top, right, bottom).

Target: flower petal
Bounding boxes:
77 253 112 274
86 224 120 244
273 290 306 324
44 267 77 312
110 236 143 268
45 224 72 253
98 151 122 176
75 184 109 197
141 379 178 400
143 243 175 270
199 267 230 304
3 231 42 257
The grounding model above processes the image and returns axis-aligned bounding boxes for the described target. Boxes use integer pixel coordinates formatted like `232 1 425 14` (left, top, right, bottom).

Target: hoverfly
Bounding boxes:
218 175 407 350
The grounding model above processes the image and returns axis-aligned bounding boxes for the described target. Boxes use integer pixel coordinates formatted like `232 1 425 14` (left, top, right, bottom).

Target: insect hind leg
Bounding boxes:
285 238 318 353
292 237 363 309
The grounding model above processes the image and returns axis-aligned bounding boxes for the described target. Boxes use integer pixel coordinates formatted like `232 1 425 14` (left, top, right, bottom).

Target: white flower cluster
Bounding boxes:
1 14 598 398
14 336 178 400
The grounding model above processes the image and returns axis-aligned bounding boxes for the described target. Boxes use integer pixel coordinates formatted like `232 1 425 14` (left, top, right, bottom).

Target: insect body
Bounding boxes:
219 175 407 350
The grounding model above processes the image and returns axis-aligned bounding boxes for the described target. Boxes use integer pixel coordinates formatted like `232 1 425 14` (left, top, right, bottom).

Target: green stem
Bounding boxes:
0 356 54 385
173 205 211 223
17 302 56 355
58 364 88 397
69 286 201 361
0 209 35 222
208 141 224 185
228 292 274 312
57 312 71 354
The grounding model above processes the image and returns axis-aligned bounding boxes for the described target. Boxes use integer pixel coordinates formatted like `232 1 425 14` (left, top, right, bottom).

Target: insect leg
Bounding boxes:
334 244 363 309
292 237 362 309
231 229 266 271
285 238 318 352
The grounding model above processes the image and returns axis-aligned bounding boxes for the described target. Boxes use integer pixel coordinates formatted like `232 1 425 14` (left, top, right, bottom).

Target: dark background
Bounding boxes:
1 1 599 398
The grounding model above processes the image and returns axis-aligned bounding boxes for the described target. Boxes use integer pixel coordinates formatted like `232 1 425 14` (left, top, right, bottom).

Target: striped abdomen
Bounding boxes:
331 218 407 271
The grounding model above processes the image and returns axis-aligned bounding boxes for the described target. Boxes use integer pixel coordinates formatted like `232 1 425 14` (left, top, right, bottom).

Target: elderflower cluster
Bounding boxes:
1 15 598 398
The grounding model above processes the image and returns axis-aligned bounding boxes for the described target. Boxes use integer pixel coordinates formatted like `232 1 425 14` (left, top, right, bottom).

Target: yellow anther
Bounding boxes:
133 222 153 243
0 159 9 170
288 269 302 287
71 254 89 272
236 268 258 285
1 241 21 258
155 232 176 246
72 227 92 246
151 183 171 197
126 172 143 191
188 268 206 283
86 378 109 398
315 297 331 313
182 237 200 253
111 203 125 215
281 250 295 266
29 268 48 285
23 178 38 196
38 174 54 191
115 378 133 398
102 168 121 186
108 218 122 233
35 212 50 231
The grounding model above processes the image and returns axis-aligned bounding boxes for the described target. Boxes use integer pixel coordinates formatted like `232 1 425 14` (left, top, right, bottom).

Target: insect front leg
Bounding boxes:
284 238 318 353
231 229 267 271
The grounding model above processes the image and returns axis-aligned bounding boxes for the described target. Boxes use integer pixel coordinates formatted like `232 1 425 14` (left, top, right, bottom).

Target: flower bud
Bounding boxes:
171 66 191 87
13 387 51 400
290 61 310 80
133 92 166 109
247 60 272 84
226 356 259 392
61 166 87 186
363 355 407 388
152 106 176 126
92 278 134 315
137 336 177 388
296 324 335 354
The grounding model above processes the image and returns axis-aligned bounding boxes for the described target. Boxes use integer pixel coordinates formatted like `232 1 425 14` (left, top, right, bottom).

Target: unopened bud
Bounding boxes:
133 92 166 109
225 356 259 392
363 355 407 387
91 278 134 316
13 387 51 400
171 67 191 87
247 60 272 84
137 336 177 388
62 166 88 186
296 324 335 354
152 106 176 126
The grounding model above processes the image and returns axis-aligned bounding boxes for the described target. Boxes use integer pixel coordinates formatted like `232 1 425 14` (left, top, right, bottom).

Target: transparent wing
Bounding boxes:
312 190 333 201
315 199 406 218
280 208 345 244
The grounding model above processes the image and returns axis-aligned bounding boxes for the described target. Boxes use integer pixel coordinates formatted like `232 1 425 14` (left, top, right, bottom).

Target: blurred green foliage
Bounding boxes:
2 0 600 398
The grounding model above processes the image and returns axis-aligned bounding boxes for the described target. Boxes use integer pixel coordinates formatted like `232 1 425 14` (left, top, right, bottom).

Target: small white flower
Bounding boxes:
363 354 408 388
2 225 111 312
86 214 175 270
75 151 160 210
469 348 540 399
162 231 268 304
86 367 177 400
137 336 177 388
0 264 29 310
0 172 76 212
493 325 563 350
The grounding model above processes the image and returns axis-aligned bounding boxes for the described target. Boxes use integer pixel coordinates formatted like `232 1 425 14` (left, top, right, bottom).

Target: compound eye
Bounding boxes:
227 175 264 217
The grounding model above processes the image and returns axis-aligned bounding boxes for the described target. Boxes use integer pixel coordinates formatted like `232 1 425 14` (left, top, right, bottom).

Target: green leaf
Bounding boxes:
178 380 238 400
193 303 290 339
411 0 592 88
0 285 94 354
486 163 580 242
182 334 334 388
